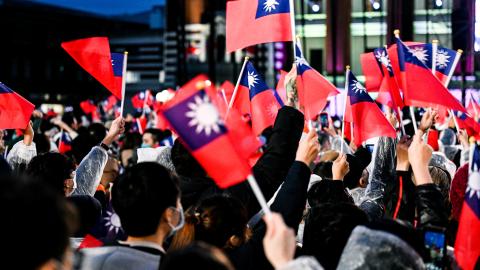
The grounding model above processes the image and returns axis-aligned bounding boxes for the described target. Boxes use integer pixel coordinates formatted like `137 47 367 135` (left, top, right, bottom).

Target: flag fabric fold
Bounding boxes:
344 70 396 146
373 47 405 112
226 0 292 52
360 52 384 92
0 82 35 129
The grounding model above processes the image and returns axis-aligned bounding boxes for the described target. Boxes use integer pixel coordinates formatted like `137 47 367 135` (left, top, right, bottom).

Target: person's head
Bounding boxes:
26 152 76 196
318 132 331 152
62 112 79 130
121 132 142 150
100 157 120 187
88 123 107 145
33 133 52 154
160 242 234 270
343 147 372 189
0 176 75 269
71 134 96 164
302 203 368 269
171 139 206 178
312 161 333 180
307 180 354 208
171 195 251 251
67 195 102 237
112 162 181 240
429 166 452 212
142 128 162 148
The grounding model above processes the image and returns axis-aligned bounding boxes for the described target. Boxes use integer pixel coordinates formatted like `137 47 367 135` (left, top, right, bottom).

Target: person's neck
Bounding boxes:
126 230 166 248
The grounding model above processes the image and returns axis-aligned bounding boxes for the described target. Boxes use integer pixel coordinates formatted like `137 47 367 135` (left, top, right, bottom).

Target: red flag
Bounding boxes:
226 0 292 52
374 48 405 111
78 234 103 249
295 43 339 120
396 38 465 112
467 94 480 119
454 145 480 270
58 131 72 154
426 129 439 151
80 100 97 115
275 70 288 104
360 52 383 92
102 95 118 112
0 82 35 129
345 70 396 146
160 84 256 188
61 37 121 99
131 90 154 109
455 111 480 136
388 41 423 92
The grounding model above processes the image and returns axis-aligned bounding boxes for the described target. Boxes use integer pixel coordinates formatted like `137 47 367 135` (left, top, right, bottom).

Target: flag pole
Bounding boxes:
226 56 249 119
394 29 418 133
444 49 463 132
341 66 350 154
119 51 128 117
247 174 271 215
289 0 297 62
432 40 438 73
220 89 228 106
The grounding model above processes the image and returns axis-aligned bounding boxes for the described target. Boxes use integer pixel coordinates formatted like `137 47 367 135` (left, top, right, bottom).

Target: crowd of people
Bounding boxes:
0 94 476 270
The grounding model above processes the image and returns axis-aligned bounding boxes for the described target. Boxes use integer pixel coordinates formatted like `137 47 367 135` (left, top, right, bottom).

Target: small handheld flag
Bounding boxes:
0 82 35 130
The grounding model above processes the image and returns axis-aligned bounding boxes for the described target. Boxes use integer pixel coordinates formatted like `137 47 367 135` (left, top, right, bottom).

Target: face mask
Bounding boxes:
141 143 152 148
167 206 185 238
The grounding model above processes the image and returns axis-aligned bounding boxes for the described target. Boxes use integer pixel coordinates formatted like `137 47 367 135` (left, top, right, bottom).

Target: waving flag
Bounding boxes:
160 86 253 188
455 144 480 270
61 37 123 99
58 131 72 154
226 0 292 52
360 52 384 92
455 111 480 136
433 45 458 86
467 93 480 119
240 61 283 134
275 70 288 104
374 48 404 112
396 38 465 112
102 95 118 112
131 90 154 109
80 100 97 115
295 41 339 120
344 70 396 146
0 82 35 129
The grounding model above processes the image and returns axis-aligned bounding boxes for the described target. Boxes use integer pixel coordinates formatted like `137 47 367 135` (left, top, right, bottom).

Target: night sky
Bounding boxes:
31 0 165 15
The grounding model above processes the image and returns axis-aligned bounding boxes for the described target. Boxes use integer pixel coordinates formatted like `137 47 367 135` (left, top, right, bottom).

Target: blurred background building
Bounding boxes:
0 0 478 110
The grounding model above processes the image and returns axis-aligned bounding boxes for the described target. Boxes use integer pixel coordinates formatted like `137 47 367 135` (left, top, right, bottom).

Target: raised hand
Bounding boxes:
102 117 125 146
263 213 296 269
332 153 350 180
295 129 320 167
408 131 433 185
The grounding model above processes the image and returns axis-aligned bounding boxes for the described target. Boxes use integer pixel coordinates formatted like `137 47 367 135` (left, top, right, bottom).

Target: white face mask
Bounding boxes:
167 206 185 237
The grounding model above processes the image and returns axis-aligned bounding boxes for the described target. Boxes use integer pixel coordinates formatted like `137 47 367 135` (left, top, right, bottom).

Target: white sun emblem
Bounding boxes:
409 47 429 64
247 71 259 89
375 50 391 69
295 56 309 67
263 0 280 13
351 80 366 94
104 211 122 234
267 102 279 118
467 171 480 199
185 94 222 136
436 49 451 69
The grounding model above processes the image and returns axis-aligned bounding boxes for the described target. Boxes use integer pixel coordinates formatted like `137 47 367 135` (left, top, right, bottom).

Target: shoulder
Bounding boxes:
77 246 161 270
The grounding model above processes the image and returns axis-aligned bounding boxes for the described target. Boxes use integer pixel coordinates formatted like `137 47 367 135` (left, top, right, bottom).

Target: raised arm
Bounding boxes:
7 122 36 170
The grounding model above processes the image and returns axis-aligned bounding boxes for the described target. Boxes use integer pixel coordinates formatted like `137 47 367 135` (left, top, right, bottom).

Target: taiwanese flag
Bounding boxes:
467 93 480 118
295 42 339 120
433 45 458 86
61 37 122 99
344 70 396 146
135 115 148 134
240 61 283 135
159 87 253 188
102 95 118 112
396 38 466 112
220 81 235 104
0 82 35 129
374 47 405 112
111 52 126 98
388 41 423 91
454 144 480 270
454 111 480 136
131 90 154 109
360 52 384 92
226 0 292 52
58 131 72 154
80 100 97 115
275 70 288 104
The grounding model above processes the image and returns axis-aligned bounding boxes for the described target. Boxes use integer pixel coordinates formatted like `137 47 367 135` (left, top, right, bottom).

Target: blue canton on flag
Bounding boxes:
373 48 393 76
408 44 433 68
163 90 226 151
240 62 271 99
256 0 290 19
468 145 480 218
435 46 456 76
0 82 14 94
295 43 311 75
110 53 124 77
347 71 374 104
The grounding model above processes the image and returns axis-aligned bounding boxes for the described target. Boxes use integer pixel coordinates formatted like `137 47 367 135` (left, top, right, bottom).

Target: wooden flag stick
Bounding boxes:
119 51 128 117
226 56 249 120
247 174 271 215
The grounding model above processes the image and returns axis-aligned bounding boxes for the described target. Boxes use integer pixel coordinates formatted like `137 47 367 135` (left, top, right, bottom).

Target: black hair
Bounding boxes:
88 123 107 145
312 161 333 179
33 133 51 154
302 203 368 269
71 134 96 163
171 139 206 178
307 180 354 208
112 162 180 237
121 132 142 150
160 242 234 270
26 152 75 196
144 128 163 144
0 176 73 269
67 195 102 237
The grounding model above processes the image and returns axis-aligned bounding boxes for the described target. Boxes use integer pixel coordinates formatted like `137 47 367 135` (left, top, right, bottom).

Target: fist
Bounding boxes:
332 153 350 180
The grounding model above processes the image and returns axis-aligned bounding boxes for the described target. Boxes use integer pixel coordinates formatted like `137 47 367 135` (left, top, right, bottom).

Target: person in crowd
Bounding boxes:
142 128 163 148
77 162 182 269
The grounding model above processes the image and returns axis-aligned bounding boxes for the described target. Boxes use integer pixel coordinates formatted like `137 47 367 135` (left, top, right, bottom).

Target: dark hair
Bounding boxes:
67 195 102 237
26 152 75 195
343 148 372 189
312 161 333 179
71 134 96 163
88 123 107 145
307 180 354 208
0 176 74 269
144 128 163 144
429 166 452 213
171 195 251 250
160 242 234 270
121 132 142 150
33 133 51 154
302 203 368 269
171 139 206 178
61 112 77 128
112 162 180 237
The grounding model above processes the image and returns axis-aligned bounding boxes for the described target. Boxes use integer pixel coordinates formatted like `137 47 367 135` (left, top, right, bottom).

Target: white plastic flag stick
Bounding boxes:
226 56 249 119
220 89 228 106
119 51 128 117
341 66 350 154
399 106 406 136
443 49 463 132
3 145 8 159
247 174 271 215
450 109 461 131
289 0 297 62
432 40 438 74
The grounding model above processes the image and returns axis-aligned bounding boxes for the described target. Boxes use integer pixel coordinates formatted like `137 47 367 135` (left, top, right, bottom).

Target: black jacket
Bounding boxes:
179 106 305 217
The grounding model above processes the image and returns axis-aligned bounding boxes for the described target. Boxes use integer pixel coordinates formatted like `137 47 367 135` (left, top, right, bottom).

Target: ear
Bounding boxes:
226 235 243 249
359 177 368 188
